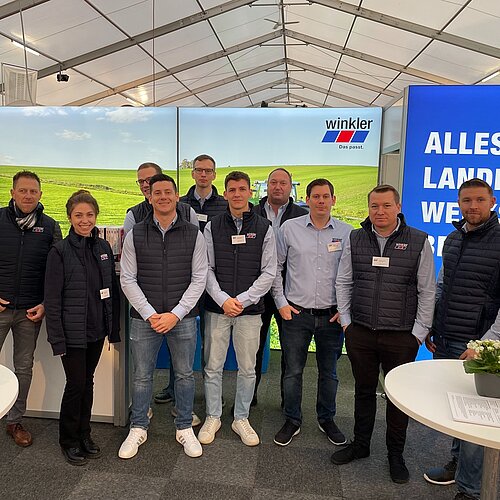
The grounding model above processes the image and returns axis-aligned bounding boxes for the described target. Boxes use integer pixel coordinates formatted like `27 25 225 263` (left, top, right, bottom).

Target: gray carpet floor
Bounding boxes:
1 351 497 500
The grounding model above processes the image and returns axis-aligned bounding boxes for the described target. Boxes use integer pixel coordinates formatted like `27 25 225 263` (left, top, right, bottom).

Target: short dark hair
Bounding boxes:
149 173 178 193
224 171 251 189
268 168 292 183
193 154 216 169
13 170 41 189
66 189 99 217
306 178 334 197
368 184 400 204
137 162 162 175
458 177 493 197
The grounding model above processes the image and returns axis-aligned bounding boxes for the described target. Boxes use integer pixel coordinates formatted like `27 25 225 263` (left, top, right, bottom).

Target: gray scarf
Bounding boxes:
9 199 42 230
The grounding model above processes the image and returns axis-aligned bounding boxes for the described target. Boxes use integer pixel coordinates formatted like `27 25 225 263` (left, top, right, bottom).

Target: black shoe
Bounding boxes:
454 492 476 500
388 454 409 484
251 394 258 407
318 421 347 445
423 457 457 485
154 388 174 404
80 437 101 459
61 447 88 466
274 420 300 446
330 442 370 465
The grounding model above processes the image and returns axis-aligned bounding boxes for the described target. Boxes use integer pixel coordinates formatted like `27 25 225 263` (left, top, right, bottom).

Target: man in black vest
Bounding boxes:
424 178 500 500
0 170 61 447
252 168 307 407
331 184 436 484
198 171 277 447
119 174 207 459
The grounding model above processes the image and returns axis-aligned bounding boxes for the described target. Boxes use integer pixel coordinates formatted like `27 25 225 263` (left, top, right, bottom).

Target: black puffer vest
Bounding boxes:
0 204 57 309
127 198 192 224
350 214 427 330
130 211 199 319
433 212 500 342
205 210 270 315
180 185 228 232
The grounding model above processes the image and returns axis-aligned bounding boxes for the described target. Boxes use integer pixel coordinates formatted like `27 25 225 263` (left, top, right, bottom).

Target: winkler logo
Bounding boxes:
322 117 373 144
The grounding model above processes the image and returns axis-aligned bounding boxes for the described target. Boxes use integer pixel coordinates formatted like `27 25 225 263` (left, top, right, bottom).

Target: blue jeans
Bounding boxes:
130 317 196 430
0 309 41 424
204 312 261 420
434 335 483 499
281 310 344 427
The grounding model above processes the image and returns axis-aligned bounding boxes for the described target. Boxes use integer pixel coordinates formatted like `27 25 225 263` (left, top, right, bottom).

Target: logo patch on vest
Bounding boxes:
100 253 109 260
246 233 257 239
32 227 44 233
394 243 408 250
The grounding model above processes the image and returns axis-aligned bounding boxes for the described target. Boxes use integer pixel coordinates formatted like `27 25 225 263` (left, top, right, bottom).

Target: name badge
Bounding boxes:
100 288 110 300
372 256 390 268
327 241 342 252
197 213 208 223
232 234 246 245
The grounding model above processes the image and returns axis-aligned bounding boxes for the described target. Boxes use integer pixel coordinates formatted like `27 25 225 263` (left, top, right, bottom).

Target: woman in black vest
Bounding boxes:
45 190 120 466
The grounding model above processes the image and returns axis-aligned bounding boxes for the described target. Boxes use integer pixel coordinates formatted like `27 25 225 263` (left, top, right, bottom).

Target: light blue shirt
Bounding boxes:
335 222 436 343
264 200 289 231
272 214 353 310
120 217 208 321
204 220 277 309
193 188 213 209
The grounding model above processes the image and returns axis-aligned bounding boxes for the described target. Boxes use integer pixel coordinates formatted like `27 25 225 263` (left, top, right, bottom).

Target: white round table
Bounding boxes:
0 364 18 419
385 359 500 500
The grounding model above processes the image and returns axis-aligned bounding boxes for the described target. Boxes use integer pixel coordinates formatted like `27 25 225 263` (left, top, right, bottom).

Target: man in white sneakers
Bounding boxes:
199 171 276 447
120 173 207 458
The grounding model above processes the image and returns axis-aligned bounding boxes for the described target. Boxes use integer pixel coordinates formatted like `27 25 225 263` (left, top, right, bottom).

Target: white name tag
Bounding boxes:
327 241 342 252
372 256 390 268
100 288 110 300
197 213 208 222
232 234 246 245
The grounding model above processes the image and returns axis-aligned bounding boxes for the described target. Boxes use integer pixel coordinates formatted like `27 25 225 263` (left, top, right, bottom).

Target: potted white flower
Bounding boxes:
463 339 500 398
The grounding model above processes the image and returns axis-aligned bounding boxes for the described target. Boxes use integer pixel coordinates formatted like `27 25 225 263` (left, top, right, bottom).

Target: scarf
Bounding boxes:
9 199 43 230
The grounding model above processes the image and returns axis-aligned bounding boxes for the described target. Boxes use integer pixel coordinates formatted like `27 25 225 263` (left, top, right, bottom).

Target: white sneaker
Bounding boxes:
198 416 221 445
118 428 147 459
176 427 203 458
147 407 153 420
171 408 201 427
231 418 260 446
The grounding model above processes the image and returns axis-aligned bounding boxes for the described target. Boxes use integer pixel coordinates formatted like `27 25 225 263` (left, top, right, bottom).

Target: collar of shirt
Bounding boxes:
305 213 334 230
194 188 213 203
231 214 243 234
265 200 288 228
371 218 401 239
153 213 178 235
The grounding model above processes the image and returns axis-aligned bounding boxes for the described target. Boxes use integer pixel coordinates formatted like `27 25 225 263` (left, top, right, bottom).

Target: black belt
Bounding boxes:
289 302 337 316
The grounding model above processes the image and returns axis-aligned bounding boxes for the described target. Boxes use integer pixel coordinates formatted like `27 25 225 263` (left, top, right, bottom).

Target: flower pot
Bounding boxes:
474 373 500 398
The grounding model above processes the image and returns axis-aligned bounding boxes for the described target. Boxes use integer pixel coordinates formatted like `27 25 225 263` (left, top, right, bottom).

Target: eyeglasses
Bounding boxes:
136 177 153 186
193 168 214 175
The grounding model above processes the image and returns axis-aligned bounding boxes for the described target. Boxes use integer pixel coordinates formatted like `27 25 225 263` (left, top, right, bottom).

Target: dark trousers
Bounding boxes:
59 338 104 449
254 293 283 397
281 309 344 426
345 323 419 456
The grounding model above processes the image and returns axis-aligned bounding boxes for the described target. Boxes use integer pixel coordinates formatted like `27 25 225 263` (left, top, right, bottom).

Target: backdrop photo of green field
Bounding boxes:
0 164 377 235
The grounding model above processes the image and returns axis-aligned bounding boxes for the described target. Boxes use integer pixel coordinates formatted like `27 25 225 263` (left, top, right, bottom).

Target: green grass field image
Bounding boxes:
0 164 377 351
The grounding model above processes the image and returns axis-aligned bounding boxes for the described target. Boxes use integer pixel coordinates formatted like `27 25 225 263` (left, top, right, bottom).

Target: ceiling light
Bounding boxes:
11 40 39 56
480 70 499 83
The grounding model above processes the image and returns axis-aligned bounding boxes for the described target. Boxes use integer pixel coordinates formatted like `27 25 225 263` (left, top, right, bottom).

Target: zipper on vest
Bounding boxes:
233 247 238 296
13 230 25 308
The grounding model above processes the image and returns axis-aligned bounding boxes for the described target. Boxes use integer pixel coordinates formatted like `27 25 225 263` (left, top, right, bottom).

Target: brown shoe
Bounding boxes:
6 423 33 447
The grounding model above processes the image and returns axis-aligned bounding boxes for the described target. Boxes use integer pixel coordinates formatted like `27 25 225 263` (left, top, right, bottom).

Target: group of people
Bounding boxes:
1 158 499 500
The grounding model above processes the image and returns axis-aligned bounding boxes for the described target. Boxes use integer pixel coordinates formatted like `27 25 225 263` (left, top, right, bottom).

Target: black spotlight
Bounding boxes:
57 71 69 82
260 101 268 108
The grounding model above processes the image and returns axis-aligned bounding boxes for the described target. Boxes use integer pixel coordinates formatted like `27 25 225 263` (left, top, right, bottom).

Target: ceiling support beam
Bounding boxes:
285 29 460 84
153 59 285 106
37 0 257 80
209 78 286 106
0 0 49 20
288 77 371 106
310 0 500 60
289 92 332 108
287 58 398 97
249 92 288 107
67 31 282 106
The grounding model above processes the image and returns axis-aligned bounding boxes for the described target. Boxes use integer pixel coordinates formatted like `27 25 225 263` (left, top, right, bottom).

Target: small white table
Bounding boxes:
0 364 19 419
385 359 500 500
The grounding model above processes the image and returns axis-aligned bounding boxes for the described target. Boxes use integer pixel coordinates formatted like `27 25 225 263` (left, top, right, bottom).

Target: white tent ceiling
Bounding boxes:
0 0 498 108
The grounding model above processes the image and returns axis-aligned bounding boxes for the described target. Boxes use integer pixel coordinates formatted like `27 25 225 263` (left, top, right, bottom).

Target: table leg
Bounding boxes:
481 447 499 500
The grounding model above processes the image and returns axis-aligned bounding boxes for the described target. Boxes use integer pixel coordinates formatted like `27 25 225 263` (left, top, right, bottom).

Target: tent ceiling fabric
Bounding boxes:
0 0 498 108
